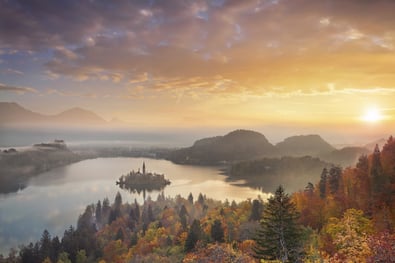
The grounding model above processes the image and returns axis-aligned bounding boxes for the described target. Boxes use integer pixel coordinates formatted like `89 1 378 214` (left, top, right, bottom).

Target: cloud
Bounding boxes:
0 83 37 94
1 0 395 98
46 88 97 99
2 68 23 75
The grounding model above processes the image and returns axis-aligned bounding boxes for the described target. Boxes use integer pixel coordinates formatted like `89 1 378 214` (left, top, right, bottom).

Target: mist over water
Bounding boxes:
0 127 197 148
0 125 387 149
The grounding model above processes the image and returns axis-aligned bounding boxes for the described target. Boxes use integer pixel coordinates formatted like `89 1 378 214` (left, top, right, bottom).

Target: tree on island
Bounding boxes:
254 185 303 262
117 165 171 195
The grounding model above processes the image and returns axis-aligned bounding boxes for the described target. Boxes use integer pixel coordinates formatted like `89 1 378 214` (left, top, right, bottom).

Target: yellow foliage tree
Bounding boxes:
323 209 373 261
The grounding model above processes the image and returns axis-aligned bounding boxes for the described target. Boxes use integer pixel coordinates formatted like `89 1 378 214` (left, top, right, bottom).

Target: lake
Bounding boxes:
0 157 267 254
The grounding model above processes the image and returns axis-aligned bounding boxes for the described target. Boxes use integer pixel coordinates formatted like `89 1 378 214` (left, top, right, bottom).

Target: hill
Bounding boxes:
168 129 276 164
275 134 335 156
51 107 106 125
0 102 107 126
0 102 46 123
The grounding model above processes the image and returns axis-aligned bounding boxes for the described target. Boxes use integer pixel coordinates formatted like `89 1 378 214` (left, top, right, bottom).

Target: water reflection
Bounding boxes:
0 157 267 254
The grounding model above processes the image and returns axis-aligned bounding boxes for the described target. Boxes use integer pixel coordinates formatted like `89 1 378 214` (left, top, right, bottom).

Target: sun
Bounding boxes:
362 107 383 123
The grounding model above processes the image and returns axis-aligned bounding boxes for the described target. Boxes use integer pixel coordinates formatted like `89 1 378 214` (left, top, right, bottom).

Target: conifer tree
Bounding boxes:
371 144 387 195
114 192 122 212
115 228 124 241
211 219 224 242
188 192 194 204
102 197 111 224
319 168 328 198
179 204 188 229
39 230 52 262
95 200 102 224
249 199 262 221
328 166 342 194
185 219 202 251
198 193 205 205
254 185 303 262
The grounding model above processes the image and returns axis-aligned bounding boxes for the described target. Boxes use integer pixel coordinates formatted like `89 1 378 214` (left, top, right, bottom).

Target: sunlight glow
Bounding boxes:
362 107 383 123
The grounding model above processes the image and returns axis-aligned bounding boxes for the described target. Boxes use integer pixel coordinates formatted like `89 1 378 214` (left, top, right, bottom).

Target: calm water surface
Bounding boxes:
0 157 267 254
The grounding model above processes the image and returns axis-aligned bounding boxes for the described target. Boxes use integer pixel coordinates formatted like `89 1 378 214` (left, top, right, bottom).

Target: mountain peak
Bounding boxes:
54 107 106 124
0 102 107 126
0 101 28 110
0 102 45 123
225 129 265 137
0 101 18 106
59 107 94 114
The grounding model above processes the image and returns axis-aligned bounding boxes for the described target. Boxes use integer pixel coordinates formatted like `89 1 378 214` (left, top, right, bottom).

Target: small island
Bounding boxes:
116 162 171 195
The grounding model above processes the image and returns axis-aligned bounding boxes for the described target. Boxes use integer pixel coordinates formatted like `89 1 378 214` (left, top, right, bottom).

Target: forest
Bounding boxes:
1 136 395 262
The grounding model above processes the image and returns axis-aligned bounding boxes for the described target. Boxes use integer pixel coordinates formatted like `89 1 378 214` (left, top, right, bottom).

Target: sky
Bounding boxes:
0 0 394 141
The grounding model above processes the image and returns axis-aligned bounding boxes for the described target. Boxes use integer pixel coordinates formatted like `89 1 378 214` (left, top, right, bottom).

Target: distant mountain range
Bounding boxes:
0 102 380 167
168 129 373 167
0 102 106 126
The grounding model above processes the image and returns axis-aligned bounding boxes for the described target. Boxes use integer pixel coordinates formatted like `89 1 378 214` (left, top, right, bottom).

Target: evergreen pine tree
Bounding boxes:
115 228 124 241
249 199 262 221
328 166 342 194
211 219 224 243
51 236 61 262
114 192 122 219
185 219 202 251
130 232 138 246
254 185 303 262
39 229 52 262
198 193 205 205
188 192 194 204
319 168 328 198
179 204 188 229
102 197 111 224
371 144 386 194
95 200 102 224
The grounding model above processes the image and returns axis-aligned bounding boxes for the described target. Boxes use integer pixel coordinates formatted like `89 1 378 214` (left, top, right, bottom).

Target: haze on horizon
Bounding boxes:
0 0 394 142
